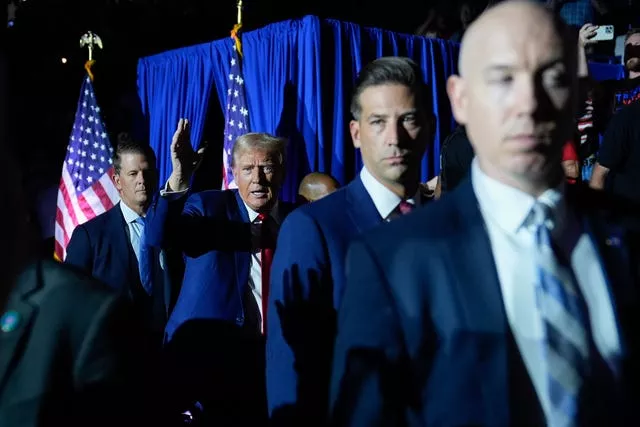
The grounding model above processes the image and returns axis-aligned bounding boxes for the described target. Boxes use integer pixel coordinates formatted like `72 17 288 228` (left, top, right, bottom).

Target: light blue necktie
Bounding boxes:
135 217 153 295
531 201 590 427
131 217 145 263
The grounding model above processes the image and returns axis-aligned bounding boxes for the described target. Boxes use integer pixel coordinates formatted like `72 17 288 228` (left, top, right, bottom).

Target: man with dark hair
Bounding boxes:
266 56 434 425
65 140 168 346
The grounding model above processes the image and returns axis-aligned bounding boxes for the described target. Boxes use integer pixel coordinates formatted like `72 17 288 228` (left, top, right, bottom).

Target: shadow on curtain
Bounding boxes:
137 16 461 201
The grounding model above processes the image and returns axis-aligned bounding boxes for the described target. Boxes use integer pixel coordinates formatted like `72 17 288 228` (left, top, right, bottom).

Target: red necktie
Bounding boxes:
257 213 274 335
397 200 414 215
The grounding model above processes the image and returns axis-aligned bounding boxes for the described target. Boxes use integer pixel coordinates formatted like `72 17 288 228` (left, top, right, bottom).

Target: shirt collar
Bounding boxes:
471 158 564 234
242 200 280 224
119 201 144 224
359 166 420 220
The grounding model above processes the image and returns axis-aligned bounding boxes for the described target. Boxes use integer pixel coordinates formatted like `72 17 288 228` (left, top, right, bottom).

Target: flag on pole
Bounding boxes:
222 24 251 189
54 67 119 261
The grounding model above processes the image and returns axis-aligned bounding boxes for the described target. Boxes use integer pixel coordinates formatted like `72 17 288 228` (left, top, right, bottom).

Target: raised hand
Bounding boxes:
579 24 598 48
168 118 205 192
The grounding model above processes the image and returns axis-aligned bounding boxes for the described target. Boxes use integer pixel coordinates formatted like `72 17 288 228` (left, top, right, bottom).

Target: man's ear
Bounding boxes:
350 120 361 149
112 172 122 191
446 75 468 125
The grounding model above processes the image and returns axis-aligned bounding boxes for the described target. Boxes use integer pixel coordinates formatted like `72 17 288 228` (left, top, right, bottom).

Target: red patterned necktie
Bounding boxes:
257 213 274 335
397 200 414 215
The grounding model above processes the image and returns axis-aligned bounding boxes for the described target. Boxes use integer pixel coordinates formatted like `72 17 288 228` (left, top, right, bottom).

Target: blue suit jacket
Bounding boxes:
267 176 431 423
65 203 169 339
145 189 294 342
330 180 640 426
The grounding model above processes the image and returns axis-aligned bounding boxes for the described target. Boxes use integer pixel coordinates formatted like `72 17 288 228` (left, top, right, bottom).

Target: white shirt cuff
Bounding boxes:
159 181 189 200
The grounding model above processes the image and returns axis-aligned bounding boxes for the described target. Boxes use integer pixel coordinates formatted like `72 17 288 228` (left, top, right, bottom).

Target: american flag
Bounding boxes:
222 33 251 189
54 75 120 261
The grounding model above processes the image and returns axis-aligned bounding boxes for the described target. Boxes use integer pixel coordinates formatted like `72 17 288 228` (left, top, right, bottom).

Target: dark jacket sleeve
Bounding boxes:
267 209 336 425
330 239 407 427
145 191 252 257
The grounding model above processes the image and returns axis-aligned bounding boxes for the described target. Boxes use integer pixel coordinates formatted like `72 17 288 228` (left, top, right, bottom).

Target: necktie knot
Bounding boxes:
527 201 555 232
257 213 267 222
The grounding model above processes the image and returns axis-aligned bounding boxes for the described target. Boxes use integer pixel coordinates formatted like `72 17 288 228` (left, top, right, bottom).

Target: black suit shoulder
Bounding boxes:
1 260 142 427
82 205 120 231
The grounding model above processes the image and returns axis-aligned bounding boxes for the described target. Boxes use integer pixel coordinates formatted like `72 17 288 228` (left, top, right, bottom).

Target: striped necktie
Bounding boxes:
530 201 590 427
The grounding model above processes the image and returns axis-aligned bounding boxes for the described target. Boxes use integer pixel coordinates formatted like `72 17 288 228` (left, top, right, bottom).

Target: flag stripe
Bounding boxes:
54 75 119 261
222 36 250 190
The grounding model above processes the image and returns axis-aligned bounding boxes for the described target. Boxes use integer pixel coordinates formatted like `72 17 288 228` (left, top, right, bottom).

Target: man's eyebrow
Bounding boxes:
366 113 388 120
483 59 565 75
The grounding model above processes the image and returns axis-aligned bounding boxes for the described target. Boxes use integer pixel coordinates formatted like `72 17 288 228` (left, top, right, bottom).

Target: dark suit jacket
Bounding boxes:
145 188 295 425
331 179 640 427
65 203 170 341
0 259 145 427
267 176 432 425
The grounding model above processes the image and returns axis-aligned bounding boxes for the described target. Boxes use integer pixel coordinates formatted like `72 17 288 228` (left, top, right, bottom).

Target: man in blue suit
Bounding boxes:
266 57 434 425
331 2 640 426
145 119 294 425
65 140 169 345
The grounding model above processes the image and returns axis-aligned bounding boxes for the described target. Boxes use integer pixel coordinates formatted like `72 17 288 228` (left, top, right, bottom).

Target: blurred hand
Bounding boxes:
579 24 598 48
168 118 205 192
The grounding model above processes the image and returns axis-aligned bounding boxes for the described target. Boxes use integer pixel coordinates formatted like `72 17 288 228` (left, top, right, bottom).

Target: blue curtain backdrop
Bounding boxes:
137 15 625 201
137 16 459 201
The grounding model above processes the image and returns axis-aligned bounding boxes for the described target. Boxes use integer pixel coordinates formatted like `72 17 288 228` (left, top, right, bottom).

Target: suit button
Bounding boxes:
236 316 244 324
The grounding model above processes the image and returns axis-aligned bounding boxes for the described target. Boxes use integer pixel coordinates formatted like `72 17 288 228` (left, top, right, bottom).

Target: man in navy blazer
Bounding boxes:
266 57 434 425
331 3 640 426
65 140 169 345
145 120 294 425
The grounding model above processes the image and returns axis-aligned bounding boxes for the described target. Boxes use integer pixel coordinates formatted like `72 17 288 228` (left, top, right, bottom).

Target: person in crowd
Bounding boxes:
65 140 171 348
145 119 295 426
297 172 340 203
450 0 489 43
331 2 640 425
590 101 640 204
545 0 605 29
0 147 149 427
577 26 640 178
266 56 434 426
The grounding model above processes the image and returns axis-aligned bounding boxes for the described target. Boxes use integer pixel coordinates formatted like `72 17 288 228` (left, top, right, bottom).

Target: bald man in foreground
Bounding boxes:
330 1 640 426
297 172 339 203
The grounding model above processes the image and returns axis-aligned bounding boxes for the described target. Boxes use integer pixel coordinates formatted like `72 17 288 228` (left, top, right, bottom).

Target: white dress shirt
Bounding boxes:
119 201 144 264
471 158 621 422
359 167 420 220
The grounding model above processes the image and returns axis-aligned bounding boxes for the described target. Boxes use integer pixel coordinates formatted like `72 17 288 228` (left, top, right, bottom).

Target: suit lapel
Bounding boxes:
230 190 251 297
0 262 40 395
111 204 139 290
344 177 383 233
448 181 511 424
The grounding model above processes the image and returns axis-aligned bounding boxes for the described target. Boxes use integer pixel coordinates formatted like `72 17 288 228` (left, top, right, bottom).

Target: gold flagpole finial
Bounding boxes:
237 0 243 26
79 31 103 62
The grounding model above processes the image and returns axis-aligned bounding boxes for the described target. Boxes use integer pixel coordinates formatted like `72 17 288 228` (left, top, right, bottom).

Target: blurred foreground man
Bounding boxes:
0 150 145 427
331 2 640 426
